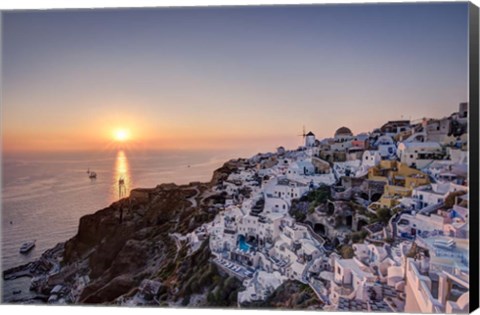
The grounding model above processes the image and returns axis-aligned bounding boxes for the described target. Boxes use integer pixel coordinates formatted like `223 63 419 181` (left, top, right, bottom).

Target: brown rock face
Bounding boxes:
210 159 243 186
81 274 136 303
87 223 139 279
64 205 123 264
59 179 224 304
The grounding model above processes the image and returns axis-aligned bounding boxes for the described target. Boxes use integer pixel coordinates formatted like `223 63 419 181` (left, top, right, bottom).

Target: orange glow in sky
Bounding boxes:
1 6 467 153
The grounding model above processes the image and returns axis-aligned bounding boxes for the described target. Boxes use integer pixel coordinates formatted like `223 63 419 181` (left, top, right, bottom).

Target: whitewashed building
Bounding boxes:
305 131 316 147
397 141 443 169
375 135 397 158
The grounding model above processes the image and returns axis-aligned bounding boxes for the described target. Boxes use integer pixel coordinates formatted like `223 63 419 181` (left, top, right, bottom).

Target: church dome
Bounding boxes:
335 126 353 137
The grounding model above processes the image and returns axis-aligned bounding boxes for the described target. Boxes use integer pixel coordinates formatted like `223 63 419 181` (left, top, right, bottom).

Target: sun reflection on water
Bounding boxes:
114 150 131 200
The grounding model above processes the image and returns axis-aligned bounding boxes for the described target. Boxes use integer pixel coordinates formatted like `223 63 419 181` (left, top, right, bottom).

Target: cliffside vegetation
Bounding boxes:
243 280 322 309
35 161 251 306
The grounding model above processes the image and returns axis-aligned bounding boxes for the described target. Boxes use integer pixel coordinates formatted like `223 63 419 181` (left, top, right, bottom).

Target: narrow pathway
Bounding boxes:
182 187 200 208
169 233 183 260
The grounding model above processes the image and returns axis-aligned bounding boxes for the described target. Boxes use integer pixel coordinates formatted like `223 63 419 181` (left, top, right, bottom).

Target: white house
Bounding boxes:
412 182 467 210
405 252 469 313
396 212 445 238
264 196 289 214
333 160 361 179
268 178 310 204
397 141 443 169
375 135 397 158
331 257 377 302
305 131 316 147
287 160 315 177
361 150 382 168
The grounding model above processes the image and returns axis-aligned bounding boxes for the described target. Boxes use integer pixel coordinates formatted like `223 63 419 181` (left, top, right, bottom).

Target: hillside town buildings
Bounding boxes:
181 102 470 312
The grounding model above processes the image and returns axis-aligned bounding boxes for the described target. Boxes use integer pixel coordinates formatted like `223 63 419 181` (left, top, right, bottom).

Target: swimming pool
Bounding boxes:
238 235 251 252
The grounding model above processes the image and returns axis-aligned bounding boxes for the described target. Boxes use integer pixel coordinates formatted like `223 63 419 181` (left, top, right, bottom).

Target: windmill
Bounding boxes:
298 125 307 141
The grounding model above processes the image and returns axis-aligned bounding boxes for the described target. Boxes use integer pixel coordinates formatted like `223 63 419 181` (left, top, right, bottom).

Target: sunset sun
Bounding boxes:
114 129 129 142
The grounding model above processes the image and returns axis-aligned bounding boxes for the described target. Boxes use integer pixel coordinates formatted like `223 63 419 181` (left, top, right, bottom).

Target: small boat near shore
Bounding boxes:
20 240 36 254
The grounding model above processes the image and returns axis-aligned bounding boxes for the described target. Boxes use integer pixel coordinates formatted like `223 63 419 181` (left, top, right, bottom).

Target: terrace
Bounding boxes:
213 257 254 280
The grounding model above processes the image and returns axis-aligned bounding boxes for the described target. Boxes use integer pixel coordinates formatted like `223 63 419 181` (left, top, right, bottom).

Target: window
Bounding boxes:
337 267 341 274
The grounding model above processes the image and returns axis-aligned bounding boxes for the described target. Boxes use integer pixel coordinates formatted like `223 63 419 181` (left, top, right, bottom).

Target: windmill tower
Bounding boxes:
298 125 307 144
299 125 316 147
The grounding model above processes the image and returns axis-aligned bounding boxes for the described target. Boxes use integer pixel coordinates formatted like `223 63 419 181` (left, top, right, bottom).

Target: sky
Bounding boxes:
1 3 469 152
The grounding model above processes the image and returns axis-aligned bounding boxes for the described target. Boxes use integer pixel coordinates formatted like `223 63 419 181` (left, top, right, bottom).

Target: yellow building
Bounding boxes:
368 161 430 208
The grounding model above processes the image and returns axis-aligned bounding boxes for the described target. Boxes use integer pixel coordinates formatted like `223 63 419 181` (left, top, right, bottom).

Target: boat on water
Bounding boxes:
119 177 125 185
89 171 97 179
19 240 36 254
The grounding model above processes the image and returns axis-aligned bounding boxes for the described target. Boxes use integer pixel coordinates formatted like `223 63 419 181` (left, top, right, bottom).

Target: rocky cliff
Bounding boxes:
243 281 322 309
4 160 246 306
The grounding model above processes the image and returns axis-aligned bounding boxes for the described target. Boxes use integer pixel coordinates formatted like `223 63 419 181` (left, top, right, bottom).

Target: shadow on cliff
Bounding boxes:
59 160 245 305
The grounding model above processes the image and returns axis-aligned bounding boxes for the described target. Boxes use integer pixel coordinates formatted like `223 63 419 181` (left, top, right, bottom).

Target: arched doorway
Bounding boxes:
345 215 353 227
314 223 326 235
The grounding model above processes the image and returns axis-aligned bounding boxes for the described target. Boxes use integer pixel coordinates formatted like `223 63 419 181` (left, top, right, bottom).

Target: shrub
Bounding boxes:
340 245 354 259
376 207 391 223
350 231 368 243
207 292 215 304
